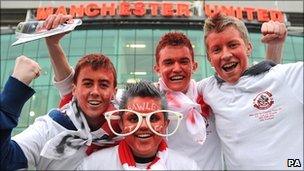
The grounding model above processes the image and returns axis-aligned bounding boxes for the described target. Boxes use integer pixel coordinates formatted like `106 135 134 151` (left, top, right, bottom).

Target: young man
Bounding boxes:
0 54 119 170
43 14 286 170
77 80 199 170
1 56 40 170
198 13 303 170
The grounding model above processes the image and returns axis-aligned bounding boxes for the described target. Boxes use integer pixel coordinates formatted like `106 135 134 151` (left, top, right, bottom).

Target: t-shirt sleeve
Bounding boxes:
12 116 52 167
53 69 74 97
281 62 303 104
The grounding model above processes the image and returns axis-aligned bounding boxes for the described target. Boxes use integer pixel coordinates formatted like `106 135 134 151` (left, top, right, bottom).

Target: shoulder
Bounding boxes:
166 149 200 170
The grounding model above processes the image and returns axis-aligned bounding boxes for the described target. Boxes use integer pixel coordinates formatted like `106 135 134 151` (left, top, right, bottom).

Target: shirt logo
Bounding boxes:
253 91 274 110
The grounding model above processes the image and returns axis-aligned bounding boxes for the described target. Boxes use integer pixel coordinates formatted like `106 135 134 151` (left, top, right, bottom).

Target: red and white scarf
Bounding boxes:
158 78 207 144
118 139 168 170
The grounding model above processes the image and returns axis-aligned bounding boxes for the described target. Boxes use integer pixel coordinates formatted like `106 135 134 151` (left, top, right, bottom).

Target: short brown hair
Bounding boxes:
155 32 194 65
204 12 251 55
73 53 117 88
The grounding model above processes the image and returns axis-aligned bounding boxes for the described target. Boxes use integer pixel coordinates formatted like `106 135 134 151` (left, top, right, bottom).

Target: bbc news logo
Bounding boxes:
287 159 302 167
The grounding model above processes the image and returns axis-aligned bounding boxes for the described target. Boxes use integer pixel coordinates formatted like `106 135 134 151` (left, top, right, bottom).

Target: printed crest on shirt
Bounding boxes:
253 91 274 110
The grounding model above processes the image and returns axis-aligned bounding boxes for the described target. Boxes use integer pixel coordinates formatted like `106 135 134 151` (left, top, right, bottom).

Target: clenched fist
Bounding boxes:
261 20 287 45
11 56 41 85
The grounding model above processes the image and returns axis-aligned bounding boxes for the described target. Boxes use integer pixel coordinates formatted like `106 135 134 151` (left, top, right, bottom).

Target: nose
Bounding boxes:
172 62 182 72
221 47 233 61
139 116 149 128
90 85 100 97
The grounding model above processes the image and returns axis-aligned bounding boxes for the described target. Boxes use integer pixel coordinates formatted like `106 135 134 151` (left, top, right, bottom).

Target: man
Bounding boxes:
1 56 40 170
198 12 303 170
0 54 119 170
77 80 199 170
43 14 286 170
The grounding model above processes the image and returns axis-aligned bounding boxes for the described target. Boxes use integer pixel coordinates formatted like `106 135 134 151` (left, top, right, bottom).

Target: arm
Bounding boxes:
44 14 74 95
0 56 40 170
261 20 287 64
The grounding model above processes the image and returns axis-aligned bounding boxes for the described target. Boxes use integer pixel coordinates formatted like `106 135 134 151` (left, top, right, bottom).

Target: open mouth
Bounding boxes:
88 100 102 107
169 75 185 82
222 62 238 72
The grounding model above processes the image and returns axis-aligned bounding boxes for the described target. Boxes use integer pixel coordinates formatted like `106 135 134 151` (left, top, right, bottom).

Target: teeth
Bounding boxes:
170 76 183 81
137 134 151 138
222 62 237 71
88 101 101 105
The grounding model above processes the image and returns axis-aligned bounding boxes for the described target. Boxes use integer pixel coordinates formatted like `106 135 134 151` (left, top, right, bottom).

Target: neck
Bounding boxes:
84 114 106 131
133 154 156 164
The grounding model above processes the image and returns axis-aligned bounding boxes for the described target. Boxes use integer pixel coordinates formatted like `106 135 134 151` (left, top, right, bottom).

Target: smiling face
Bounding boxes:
72 66 116 122
122 97 167 158
206 26 252 83
154 45 197 93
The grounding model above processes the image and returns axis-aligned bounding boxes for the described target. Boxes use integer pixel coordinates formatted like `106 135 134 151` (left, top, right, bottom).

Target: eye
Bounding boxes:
210 47 221 54
150 113 161 123
180 58 190 65
100 82 110 88
229 43 238 48
127 113 139 123
163 59 173 66
83 81 92 87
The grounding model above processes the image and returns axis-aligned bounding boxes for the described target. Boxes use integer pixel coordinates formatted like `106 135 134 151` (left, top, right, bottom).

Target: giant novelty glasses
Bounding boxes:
105 109 183 137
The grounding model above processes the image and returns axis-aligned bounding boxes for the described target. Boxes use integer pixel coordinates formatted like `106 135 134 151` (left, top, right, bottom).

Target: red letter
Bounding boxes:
69 5 84 18
244 7 255 21
270 10 284 22
36 7 54 20
101 3 116 16
162 3 174 16
220 5 234 17
177 3 190 17
234 7 243 20
257 9 270 22
149 2 159 16
134 2 145 16
204 4 219 18
55 6 67 15
119 2 131 16
85 3 100 17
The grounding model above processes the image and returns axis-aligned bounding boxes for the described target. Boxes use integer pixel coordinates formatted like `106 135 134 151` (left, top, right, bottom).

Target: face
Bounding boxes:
154 45 197 93
122 97 167 158
72 66 116 119
206 26 252 84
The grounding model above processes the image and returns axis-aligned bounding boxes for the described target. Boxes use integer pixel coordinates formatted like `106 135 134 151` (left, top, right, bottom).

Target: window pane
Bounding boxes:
283 36 296 61
250 33 265 58
22 40 39 57
102 29 118 56
48 86 61 109
117 54 135 84
1 34 12 59
32 58 52 86
118 29 135 55
135 29 153 55
28 86 50 124
68 30 86 56
85 30 102 54
292 36 304 61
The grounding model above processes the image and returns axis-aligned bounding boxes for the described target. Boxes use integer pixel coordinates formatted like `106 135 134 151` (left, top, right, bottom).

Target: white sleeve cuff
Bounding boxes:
53 69 74 97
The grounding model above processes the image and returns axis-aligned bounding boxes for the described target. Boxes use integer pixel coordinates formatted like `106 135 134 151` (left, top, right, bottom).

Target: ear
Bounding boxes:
71 83 76 96
192 61 198 73
246 42 253 58
153 64 160 74
112 87 118 100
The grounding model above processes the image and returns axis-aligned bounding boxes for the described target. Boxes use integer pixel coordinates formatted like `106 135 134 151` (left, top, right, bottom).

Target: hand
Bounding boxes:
44 14 73 44
261 20 287 45
11 56 41 85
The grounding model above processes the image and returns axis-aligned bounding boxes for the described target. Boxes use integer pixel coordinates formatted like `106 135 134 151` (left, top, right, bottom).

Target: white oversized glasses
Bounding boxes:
105 109 183 137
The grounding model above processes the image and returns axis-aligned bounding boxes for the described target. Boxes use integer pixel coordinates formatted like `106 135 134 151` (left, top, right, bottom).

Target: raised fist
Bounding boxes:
261 20 287 45
11 56 41 85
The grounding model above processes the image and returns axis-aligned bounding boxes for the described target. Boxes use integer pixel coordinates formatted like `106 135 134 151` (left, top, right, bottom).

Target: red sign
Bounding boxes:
36 1 285 23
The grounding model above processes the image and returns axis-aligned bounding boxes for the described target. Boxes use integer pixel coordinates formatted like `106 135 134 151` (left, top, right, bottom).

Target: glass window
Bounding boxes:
250 33 265 58
283 36 296 61
152 29 170 55
28 86 50 124
135 29 153 55
85 30 102 54
48 86 61 109
8 43 24 59
292 36 304 61
16 99 31 128
102 29 119 56
118 29 135 55
22 40 39 57
68 30 86 56
133 54 155 82
188 30 204 56
37 38 50 58
117 54 135 84
32 58 52 86
2 60 15 85
1 34 11 59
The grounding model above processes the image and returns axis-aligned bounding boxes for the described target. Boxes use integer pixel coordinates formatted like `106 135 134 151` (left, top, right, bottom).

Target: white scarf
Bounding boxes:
158 78 206 144
40 99 121 159
119 139 168 170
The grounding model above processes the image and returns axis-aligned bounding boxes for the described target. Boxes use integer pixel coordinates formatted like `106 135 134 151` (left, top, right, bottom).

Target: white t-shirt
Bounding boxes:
197 62 303 170
77 145 199 170
12 112 100 170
